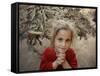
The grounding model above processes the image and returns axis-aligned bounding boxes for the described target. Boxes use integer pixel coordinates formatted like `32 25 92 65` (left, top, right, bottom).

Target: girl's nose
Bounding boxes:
62 42 66 47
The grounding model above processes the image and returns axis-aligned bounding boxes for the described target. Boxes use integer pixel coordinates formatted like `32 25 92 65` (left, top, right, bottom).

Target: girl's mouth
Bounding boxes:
56 47 66 53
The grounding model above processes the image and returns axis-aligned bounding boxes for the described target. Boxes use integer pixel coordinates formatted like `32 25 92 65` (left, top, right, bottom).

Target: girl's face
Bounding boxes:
54 29 72 53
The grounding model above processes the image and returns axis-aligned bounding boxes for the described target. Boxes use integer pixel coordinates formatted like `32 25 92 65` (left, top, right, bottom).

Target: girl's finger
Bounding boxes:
57 53 65 57
58 59 64 63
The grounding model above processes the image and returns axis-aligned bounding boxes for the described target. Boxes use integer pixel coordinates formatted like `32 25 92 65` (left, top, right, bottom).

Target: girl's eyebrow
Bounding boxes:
66 39 71 41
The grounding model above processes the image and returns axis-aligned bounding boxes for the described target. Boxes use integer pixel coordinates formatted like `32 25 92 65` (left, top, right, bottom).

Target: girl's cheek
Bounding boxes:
67 43 72 50
54 40 60 47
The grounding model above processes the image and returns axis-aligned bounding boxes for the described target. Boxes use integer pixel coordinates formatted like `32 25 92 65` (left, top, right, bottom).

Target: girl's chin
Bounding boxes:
55 48 67 53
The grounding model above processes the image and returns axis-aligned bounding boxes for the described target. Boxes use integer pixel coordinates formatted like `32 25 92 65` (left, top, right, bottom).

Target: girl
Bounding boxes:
40 20 78 71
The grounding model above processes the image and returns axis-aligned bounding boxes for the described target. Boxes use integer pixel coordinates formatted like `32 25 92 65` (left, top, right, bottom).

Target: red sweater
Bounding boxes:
40 48 78 71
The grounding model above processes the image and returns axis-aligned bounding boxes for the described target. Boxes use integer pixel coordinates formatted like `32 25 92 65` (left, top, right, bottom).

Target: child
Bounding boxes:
40 20 78 71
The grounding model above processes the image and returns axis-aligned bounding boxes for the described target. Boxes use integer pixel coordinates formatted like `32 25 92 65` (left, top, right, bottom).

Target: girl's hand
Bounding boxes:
56 52 66 64
52 50 66 69
62 60 71 69
52 56 64 69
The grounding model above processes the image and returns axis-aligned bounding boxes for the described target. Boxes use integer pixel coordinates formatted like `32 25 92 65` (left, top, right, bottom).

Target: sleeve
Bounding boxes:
40 48 53 71
67 49 78 68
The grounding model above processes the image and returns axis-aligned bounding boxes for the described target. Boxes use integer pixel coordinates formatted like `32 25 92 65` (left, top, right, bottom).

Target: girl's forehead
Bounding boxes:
57 29 71 35
56 30 72 38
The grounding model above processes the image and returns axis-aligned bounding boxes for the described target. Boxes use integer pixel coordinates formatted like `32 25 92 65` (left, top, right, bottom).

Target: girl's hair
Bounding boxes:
50 20 74 48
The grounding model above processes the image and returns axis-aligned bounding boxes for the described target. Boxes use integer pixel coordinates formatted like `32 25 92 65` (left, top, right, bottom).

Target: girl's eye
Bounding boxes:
66 39 71 42
58 38 63 41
